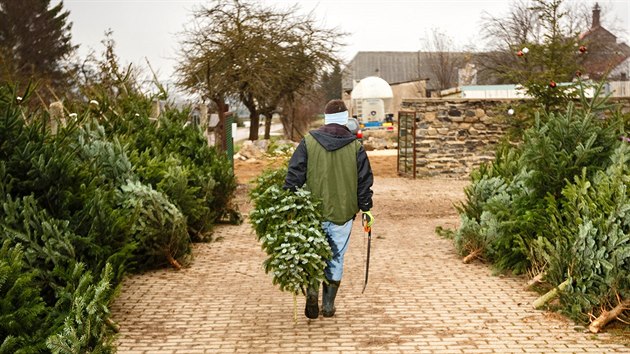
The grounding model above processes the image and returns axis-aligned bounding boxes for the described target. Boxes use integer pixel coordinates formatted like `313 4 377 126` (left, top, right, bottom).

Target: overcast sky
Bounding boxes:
61 0 629 85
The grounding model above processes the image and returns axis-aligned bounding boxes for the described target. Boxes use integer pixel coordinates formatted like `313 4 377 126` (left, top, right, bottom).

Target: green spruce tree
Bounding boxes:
503 0 585 112
321 64 343 102
0 0 76 92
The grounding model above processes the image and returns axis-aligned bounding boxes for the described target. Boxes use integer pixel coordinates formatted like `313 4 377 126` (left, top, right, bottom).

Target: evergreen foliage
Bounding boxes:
118 180 190 269
250 167 332 294
538 145 630 322
320 64 343 102
82 66 239 238
0 240 46 353
0 73 237 350
45 264 115 354
0 0 76 92
452 82 630 327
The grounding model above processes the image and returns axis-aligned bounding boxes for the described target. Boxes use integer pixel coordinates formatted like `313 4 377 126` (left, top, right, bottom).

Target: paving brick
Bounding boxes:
111 178 629 353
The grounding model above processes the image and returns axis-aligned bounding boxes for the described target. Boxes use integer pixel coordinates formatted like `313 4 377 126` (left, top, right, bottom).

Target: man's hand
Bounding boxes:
362 210 374 228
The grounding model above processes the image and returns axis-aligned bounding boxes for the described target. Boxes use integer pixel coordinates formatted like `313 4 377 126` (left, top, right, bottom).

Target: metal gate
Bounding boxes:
397 111 416 178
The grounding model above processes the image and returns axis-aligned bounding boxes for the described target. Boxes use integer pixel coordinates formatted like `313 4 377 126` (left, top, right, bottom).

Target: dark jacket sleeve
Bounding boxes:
357 145 374 211
283 139 308 191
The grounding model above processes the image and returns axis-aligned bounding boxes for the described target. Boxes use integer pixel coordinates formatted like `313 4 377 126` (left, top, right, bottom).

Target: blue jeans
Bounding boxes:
322 219 353 282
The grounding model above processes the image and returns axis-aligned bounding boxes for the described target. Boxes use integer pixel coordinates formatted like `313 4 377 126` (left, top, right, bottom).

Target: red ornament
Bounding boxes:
517 50 524 57
549 80 557 88
579 45 587 53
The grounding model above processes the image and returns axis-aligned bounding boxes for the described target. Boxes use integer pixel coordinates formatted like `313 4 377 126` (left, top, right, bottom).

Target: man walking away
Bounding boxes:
284 99 374 319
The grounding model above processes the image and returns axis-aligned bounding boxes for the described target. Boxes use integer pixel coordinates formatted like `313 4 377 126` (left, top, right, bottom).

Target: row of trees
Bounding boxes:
440 0 630 334
447 80 630 331
175 0 344 145
5 0 617 145
0 41 240 350
1 0 345 148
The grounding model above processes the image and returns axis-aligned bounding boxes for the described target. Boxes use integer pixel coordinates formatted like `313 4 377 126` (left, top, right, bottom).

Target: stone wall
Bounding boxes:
400 97 630 177
400 98 518 177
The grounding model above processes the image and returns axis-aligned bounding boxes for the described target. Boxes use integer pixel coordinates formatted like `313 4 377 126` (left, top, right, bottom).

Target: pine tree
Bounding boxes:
46 263 116 354
250 167 332 296
321 64 343 102
0 240 46 353
506 0 584 112
0 0 76 91
481 0 593 139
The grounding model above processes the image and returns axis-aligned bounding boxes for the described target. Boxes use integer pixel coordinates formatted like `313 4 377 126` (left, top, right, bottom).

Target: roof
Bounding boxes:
579 25 630 79
341 51 484 91
342 52 421 90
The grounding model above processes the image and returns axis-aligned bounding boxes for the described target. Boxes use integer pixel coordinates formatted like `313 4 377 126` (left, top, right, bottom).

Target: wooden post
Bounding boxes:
199 103 208 129
48 101 65 135
150 100 161 128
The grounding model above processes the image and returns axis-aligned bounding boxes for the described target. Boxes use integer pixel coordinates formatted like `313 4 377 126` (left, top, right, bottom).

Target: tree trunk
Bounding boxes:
289 105 296 140
166 252 182 270
279 115 292 141
463 248 482 263
264 115 272 139
212 98 228 152
259 109 274 140
525 272 546 290
243 95 259 141
248 109 259 141
588 299 630 333
533 279 570 309
106 318 120 333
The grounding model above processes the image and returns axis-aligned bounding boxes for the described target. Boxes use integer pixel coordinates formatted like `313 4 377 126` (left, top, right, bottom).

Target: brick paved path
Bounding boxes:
111 178 628 353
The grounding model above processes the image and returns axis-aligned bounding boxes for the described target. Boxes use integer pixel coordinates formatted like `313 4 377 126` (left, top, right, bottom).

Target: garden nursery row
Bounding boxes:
0 84 239 352
444 83 630 334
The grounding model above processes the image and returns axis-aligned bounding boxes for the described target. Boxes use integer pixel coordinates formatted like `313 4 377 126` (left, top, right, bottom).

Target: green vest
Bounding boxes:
305 135 360 225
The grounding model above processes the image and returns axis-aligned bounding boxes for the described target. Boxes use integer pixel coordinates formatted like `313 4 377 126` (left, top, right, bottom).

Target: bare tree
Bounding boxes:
479 0 603 111
476 0 606 84
176 0 343 146
477 0 543 83
422 28 466 91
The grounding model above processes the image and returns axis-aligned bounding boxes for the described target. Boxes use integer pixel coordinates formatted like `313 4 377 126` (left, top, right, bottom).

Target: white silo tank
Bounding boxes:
351 76 393 127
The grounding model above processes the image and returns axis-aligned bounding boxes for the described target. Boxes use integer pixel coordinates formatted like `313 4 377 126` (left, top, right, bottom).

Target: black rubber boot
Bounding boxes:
304 284 319 319
322 280 340 317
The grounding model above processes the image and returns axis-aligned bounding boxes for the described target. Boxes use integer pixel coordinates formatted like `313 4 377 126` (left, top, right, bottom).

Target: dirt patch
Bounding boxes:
235 151 400 183
367 154 398 178
234 157 287 185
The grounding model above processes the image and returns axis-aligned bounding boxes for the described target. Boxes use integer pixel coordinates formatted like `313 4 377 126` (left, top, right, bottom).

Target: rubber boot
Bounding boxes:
322 280 340 317
304 284 319 319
